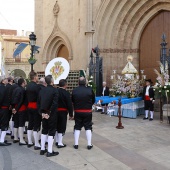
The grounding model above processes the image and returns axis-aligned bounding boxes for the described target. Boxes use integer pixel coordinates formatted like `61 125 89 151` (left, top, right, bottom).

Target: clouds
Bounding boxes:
0 0 34 32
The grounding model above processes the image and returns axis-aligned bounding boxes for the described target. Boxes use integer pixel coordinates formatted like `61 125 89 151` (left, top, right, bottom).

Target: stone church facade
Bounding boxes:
34 0 170 84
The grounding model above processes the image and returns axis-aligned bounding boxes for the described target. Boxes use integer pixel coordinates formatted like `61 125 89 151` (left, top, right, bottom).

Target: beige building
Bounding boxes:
0 29 31 78
35 0 170 85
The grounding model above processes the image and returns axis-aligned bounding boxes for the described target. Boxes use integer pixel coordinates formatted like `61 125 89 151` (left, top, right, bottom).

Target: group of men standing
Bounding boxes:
0 71 95 157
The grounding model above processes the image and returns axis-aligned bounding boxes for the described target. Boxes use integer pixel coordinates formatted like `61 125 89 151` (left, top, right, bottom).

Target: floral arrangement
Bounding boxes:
109 75 143 98
153 61 170 97
87 76 96 93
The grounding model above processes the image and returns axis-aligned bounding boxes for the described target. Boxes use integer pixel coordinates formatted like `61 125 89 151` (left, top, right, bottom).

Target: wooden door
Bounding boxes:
57 45 69 61
139 11 170 83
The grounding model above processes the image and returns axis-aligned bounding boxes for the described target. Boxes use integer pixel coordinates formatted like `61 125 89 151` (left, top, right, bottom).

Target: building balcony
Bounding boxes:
5 58 29 65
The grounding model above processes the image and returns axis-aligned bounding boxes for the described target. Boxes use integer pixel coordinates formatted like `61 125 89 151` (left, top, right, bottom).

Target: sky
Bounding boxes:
0 0 34 35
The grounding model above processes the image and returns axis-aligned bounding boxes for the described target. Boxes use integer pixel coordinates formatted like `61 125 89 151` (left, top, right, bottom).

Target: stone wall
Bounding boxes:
34 0 170 83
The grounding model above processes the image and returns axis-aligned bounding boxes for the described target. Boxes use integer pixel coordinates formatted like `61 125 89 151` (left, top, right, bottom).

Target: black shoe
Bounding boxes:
143 117 148 120
19 142 27 146
34 146 41 150
40 149 47 155
0 142 12 146
73 145 78 149
6 132 11 136
13 140 19 143
24 131 27 134
101 112 105 114
46 151 59 157
57 144 66 148
55 142 58 147
11 136 14 139
149 118 153 121
27 143 34 148
87 145 93 150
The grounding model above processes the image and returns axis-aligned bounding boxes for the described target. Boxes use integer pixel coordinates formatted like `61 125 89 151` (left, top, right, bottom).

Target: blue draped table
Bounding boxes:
95 96 144 118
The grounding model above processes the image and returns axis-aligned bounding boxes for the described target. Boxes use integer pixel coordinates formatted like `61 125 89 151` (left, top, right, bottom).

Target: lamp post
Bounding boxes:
29 32 37 72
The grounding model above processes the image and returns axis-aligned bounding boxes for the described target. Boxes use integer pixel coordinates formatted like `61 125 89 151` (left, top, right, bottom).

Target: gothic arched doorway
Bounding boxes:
11 69 26 78
57 45 69 61
139 10 170 82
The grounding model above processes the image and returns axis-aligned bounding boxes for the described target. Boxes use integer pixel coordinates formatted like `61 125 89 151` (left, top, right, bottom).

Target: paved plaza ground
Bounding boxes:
1 111 170 170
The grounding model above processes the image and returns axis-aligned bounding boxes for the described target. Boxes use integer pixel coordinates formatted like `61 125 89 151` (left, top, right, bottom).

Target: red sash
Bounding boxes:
28 102 37 109
58 108 67 111
145 95 150 100
1 106 8 109
19 105 27 111
75 109 92 113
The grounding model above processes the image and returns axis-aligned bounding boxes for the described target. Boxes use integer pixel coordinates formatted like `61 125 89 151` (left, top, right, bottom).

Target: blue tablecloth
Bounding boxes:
95 96 142 105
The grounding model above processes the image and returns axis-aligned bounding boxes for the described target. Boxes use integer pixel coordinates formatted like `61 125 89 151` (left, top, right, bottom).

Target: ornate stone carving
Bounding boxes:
53 1 60 16
99 48 140 54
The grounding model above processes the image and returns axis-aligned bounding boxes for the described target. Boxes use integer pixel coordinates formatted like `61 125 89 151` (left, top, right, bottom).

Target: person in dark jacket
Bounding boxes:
142 79 155 121
38 75 59 157
26 71 41 149
5 77 14 136
55 79 73 148
0 77 11 146
12 78 27 145
72 77 95 150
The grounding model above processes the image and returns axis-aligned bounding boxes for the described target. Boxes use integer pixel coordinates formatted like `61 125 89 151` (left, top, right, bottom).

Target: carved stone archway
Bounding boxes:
42 1 72 65
93 0 170 83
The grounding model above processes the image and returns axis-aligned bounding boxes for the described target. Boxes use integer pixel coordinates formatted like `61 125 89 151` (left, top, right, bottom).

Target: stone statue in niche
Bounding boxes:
53 1 60 16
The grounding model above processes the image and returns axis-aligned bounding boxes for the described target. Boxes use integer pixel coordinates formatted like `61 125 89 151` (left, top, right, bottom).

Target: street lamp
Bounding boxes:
29 32 37 72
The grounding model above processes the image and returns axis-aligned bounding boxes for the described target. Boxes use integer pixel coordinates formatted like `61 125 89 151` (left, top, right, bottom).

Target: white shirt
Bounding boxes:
145 85 150 96
102 87 106 96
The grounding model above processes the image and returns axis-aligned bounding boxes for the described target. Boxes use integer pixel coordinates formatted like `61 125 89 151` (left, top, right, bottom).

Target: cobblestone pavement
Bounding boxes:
1 111 170 170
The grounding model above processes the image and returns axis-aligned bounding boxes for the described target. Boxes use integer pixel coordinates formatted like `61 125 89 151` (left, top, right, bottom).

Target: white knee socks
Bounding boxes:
74 130 80 145
58 133 64 146
55 131 58 143
0 131 6 143
9 121 14 136
33 131 40 147
48 136 54 153
19 127 26 143
86 130 92 146
41 134 47 150
27 130 33 145
150 111 154 119
14 128 18 140
145 110 149 118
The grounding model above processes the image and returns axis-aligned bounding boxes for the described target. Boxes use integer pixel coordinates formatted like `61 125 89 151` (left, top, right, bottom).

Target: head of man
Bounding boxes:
18 78 26 88
102 82 106 87
59 79 67 89
0 76 4 84
78 77 86 86
8 76 14 85
38 77 47 87
14 77 19 84
145 79 152 86
45 75 54 86
3 78 8 85
29 71 38 83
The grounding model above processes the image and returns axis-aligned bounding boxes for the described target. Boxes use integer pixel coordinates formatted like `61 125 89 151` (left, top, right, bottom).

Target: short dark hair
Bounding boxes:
29 71 37 80
18 78 25 86
79 77 86 85
59 79 67 87
45 75 53 85
8 76 13 82
14 77 19 84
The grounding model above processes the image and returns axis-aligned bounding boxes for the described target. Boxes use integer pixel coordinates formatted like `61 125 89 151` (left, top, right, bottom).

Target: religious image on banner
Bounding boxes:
45 57 70 84
50 61 64 79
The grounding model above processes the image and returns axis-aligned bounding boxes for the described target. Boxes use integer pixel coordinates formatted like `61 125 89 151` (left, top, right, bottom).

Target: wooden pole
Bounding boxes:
116 98 124 129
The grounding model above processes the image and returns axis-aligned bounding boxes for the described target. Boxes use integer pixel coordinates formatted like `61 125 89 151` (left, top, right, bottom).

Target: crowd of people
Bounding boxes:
0 71 95 157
